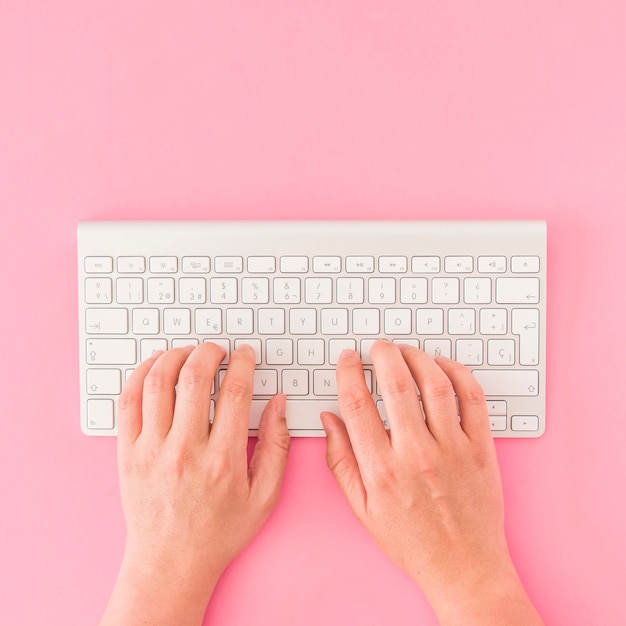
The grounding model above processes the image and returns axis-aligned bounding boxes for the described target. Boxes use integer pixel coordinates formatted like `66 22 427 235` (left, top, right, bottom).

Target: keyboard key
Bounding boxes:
346 256 374 273
480 308 508 335
266 339 293 364
149 256 178 273
496 277 540 304
210 278 237 304
487 339 515 365
464 277 492 304
87 399 114 429
195 309 222 335
472 370 539 396
179 278 207 304
234 339 262 364
416 309 444 334
258 309 285 334
368 278 396 304
512 308 540 365
117 256 146 273
329 339 356 364
226 308 254 334
86 369 122 395
148 278 175 304
490 415 507 431
116 277 144 304
379 256 407 273
85 256 113 273
444 256 473 273
85 278 112 304
182 256 210 273
411 256 440 273
320 308 349 334
164 308 191 334
400 277 427 304
86 339 136 365
141 338 167 361
353 309 380 334
274 277 301 304
289 309 316 334
252 369 278 394
511 415 539 431
298 339 325 365
336 277 364 304
247 256 276 273
448 309 475 334
280 256 308 273
214 256 243 273
242 277 269 304
384 308 412 334
85 308 128 334
313 256 341 273
455 339 483 365
313 370 337 395
305 277 333 304
282 370 309 395
511 256 540 273
432 277 459 304
424 339 451 359
478 256 506 273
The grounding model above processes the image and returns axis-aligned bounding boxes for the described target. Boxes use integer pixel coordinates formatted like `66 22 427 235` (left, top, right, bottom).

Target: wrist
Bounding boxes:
415 557 543 626
98 547 222 626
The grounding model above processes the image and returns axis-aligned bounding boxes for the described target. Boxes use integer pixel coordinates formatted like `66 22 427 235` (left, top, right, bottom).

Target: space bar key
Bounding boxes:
248 399 339 430
471 370 539 396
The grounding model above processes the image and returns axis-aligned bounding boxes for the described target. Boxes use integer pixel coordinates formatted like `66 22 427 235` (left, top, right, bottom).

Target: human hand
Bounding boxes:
322 341 543 626
100 343 290 626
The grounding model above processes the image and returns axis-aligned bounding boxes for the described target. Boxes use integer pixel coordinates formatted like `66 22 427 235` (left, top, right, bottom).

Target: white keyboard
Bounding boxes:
78 220 546 437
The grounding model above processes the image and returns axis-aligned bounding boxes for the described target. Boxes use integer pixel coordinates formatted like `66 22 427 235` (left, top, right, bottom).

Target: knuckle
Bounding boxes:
220 376 252 401
143 369 172 395
177 361 208 387
421 375 454 401
339 389 372 416
381 375 417 397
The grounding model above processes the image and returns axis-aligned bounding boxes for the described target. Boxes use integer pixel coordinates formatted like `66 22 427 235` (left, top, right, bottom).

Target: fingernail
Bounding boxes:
275 393 286 416
339 349 358 361
235 343 253 353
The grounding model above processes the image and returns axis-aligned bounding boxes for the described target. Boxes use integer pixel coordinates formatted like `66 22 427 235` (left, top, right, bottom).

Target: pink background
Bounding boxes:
1 2 625 624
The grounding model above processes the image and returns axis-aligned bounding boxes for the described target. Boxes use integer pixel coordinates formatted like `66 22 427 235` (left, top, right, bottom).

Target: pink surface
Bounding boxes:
1 2 625 624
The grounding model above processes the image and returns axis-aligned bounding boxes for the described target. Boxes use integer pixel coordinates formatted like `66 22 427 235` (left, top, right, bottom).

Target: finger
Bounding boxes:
248 394 291 511
117 350 164 447
335 349 390 474
321 411 367 519
434 356 492 443
140 346 196 440
370 341 431 445
210 344 256 457
397 345 462 443
170 342 226 443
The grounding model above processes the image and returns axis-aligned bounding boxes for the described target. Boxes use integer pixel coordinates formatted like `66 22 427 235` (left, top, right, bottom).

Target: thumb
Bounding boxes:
248 394 291 511
321 411 367 518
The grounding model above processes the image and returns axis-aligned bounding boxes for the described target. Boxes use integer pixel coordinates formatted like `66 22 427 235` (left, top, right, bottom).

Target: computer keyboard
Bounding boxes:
78 220 546 437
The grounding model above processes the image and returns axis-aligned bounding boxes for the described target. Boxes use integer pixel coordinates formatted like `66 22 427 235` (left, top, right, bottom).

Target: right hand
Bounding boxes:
321 341 543 625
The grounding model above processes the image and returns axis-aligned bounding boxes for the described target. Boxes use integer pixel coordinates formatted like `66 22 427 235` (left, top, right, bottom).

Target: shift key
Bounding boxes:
472 369 539 396
86 339 137 365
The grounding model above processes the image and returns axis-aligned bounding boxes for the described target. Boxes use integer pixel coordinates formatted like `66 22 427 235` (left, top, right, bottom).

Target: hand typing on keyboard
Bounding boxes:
99 341 543 626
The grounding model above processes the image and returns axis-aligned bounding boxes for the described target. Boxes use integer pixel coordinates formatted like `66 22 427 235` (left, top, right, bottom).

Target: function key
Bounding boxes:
214 256 243 273
182 256 210 273
444 256 473 273
85 256 113 273
280 256 309 273
477 256 506 273
149 256 178 273
346 256 374 273
379 256 407 273
313 256 341 273
511 256 540 273
117 256 146 273
248 256 276 273
411 256 440 273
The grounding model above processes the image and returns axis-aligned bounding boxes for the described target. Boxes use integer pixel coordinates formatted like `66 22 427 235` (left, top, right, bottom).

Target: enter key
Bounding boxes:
512 308 540 366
